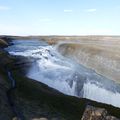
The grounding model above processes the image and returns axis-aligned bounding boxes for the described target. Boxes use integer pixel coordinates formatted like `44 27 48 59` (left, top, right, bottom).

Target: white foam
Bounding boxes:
83 82 120 107
28 64 76 95
14 46 76 95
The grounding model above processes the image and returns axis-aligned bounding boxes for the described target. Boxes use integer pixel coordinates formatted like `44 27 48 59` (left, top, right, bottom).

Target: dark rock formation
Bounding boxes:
0 50 15 120
0 39 8 48
81 105 120 120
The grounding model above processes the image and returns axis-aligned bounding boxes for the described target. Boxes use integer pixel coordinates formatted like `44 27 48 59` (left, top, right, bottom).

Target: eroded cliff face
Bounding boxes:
57 39 120 83
0 50 15 120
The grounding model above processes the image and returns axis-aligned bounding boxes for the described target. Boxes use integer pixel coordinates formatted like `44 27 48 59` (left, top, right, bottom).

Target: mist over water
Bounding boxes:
5 40 120 108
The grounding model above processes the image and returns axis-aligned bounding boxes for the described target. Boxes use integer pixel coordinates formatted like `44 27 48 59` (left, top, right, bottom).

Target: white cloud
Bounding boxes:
64 9 73 13
0 6 10 11
85 9 96 12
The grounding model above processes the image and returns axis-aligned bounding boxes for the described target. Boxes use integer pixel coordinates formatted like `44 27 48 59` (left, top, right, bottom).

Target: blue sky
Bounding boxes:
0 0 120 35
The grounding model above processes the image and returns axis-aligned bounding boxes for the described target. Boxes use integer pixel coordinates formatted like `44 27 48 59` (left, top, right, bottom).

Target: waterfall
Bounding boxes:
83 81 120 107
5 40 120 108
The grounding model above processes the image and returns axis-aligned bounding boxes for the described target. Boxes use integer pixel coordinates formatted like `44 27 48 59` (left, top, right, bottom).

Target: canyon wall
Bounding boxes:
57 39 120 83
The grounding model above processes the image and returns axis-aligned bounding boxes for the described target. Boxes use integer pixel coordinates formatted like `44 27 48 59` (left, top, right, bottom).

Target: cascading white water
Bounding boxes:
83 81 120 107
5 40 120 108
8 44 77 96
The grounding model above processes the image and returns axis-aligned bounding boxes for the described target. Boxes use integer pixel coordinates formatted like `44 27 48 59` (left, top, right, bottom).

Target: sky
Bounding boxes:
0 0 120 35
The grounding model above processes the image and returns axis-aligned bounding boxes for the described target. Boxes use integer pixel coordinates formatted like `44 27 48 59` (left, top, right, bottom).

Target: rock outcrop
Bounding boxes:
0 50 15 120
82 105 120 120
0 39 8 48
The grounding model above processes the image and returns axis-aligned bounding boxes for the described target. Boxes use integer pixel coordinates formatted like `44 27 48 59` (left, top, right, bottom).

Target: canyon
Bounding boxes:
0 36 120 120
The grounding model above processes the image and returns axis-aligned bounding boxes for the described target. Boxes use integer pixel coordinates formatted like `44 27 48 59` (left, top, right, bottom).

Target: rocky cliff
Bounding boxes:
57 40 120 83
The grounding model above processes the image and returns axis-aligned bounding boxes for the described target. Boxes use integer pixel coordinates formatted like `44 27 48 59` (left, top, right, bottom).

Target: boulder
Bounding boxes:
81 105 120 120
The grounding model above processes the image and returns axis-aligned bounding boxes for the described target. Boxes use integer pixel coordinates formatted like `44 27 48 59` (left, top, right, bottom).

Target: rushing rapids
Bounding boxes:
5 39 120 108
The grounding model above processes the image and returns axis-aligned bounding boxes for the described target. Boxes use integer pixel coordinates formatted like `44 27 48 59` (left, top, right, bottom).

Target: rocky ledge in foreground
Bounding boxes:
0 37 120 120
82 105 120 120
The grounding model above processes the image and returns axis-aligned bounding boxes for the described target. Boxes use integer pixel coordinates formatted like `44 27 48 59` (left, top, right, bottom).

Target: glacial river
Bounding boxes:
5 39 120 108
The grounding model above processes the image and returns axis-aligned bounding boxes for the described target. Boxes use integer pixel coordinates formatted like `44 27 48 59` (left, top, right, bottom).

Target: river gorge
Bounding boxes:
5 38 120 108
